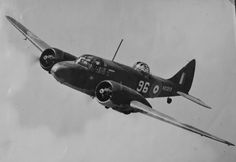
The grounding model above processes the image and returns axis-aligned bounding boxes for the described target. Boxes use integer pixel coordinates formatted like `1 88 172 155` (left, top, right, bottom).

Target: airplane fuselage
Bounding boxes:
50 54 179 100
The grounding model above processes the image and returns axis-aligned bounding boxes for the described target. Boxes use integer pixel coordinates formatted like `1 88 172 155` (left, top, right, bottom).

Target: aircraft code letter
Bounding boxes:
137 81 150 93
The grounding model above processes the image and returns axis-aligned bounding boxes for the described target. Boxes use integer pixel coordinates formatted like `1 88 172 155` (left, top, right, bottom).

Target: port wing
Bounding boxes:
6 16 50 52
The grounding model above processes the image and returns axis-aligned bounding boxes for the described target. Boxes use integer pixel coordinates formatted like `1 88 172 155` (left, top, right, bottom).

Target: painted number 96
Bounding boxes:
137 81 150 93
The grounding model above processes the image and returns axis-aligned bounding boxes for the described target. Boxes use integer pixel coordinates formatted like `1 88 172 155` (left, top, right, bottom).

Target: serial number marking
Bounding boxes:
162 86 172 92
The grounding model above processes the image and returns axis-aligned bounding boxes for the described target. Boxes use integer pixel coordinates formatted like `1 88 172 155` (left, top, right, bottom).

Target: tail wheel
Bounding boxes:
167 97 172 104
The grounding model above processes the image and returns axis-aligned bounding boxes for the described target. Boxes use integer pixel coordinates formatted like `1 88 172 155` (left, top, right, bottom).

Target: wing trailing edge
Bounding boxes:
130 100 234 146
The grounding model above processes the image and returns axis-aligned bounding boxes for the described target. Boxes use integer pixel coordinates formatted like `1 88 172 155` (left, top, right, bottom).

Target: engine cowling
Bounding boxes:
95 80 152 114
39 48 77 72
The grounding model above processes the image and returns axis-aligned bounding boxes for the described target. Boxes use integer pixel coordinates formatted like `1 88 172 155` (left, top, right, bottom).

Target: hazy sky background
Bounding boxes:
0 0 235 161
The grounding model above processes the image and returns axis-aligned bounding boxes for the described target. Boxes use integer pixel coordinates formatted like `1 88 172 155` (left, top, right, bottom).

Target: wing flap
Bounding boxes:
6 16 50 52
130 100 234 146
177 91 212 109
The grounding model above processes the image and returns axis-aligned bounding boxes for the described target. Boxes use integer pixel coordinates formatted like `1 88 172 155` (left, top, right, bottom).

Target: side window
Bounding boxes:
91 62 98 72
89 59 99 72
90 59 107 75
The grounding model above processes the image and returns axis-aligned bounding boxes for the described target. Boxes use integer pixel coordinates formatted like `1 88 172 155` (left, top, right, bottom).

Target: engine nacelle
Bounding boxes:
95 80 152 114
40 48 77 72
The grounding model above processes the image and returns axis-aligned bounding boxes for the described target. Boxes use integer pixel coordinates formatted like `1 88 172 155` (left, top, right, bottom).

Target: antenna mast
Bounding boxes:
112 39 123 62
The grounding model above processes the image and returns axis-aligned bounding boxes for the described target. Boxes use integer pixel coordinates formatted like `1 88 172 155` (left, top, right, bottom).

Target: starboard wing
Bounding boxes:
6 16 50 52
130 100 234 146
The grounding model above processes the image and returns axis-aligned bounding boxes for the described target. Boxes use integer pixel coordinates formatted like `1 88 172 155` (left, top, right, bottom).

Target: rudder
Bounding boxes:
168 59 196 93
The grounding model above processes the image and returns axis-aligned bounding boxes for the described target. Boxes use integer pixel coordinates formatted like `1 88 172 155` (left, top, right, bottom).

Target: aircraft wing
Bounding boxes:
228 0 235 5
130 100 234 146
6 16 50 52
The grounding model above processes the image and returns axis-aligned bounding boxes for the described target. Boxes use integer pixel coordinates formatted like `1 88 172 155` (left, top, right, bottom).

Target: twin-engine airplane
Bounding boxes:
6 16 234 146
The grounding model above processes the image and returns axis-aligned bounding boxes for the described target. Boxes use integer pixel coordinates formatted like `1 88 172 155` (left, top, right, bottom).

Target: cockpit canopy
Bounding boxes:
75 54 103 68
133 61 150 74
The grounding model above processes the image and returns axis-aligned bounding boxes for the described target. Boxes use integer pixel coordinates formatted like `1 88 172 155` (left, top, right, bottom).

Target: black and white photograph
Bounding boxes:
0 0 235 161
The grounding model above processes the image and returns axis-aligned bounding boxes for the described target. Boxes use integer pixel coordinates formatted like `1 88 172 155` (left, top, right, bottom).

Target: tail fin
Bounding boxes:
168 59 196 93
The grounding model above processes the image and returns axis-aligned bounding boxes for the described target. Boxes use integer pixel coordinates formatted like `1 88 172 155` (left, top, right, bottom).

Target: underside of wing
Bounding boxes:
6 16 50 52
130 100 234 146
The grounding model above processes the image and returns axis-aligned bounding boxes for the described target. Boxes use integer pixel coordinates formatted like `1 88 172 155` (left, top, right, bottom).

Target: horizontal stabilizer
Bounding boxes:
177 91 211 109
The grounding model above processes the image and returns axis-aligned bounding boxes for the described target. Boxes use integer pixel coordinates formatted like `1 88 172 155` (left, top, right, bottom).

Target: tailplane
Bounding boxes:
168 59 211 109
177 91 211 109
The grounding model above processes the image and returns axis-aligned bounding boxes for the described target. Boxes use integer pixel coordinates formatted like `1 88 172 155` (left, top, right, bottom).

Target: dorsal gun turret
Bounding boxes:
133 62 150 74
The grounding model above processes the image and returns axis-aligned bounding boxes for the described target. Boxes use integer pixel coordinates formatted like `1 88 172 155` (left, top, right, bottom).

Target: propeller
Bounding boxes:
26 52 40 66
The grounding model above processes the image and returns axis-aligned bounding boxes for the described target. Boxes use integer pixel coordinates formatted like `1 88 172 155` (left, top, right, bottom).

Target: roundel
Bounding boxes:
153 85 160 94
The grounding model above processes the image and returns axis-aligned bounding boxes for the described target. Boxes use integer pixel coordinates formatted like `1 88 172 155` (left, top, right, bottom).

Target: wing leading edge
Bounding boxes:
130 100 234 146
6 16 50 52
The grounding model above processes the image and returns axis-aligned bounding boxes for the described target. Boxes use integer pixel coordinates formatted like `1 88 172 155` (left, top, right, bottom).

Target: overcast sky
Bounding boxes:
0 0 236 162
